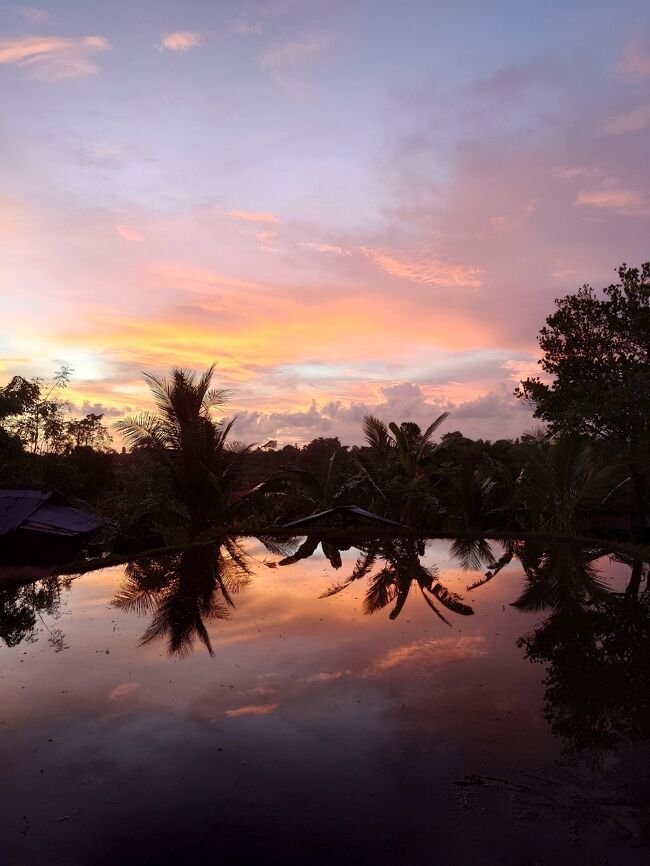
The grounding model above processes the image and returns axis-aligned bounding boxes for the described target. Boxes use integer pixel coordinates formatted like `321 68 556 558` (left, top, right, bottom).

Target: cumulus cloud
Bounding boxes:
230 381 533 444
0 34 110 79
160 31 203 53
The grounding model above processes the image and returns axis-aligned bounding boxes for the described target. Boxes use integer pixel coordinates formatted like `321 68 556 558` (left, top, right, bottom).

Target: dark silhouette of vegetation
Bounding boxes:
317 536 474 623
115 366 253 537
112 540 254 657
516 262 650 511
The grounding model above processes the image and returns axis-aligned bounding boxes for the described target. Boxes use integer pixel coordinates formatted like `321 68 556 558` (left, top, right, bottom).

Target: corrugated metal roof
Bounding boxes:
23 503 102 535
0 490 52 535
0 489 101 537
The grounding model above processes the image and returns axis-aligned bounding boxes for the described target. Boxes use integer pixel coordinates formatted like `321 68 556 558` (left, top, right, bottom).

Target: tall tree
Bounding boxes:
516 263 650 509
115 366 249 536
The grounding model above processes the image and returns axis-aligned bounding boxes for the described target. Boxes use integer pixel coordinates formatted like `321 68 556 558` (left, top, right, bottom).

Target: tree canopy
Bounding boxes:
516 262 650 507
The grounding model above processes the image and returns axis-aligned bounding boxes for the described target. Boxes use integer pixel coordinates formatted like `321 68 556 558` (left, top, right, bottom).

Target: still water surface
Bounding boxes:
0 537 648 865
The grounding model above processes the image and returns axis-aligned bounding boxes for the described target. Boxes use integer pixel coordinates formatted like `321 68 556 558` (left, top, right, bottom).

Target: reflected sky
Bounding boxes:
0 536 648 864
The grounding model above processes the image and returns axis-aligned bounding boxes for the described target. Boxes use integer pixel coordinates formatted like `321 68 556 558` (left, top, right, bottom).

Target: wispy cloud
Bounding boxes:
575 180 650 216
552 166 598 179
116 224 144 242
0 35 110 79
360 247 482 288
305 242 351 255
258 31 328 86
490 199 538 234
109 682 140 701
225 703 278 717
160 31 203 53
17 6 50 22
602 104 650 135
371 637 485 673
619 39 650 79
228 209 280 224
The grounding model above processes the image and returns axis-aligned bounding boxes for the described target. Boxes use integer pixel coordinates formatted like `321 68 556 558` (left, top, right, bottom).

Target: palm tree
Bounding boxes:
357 413 449 525
320 537 473 623
115 366 251 536
112 539 252 657
514 434 625 534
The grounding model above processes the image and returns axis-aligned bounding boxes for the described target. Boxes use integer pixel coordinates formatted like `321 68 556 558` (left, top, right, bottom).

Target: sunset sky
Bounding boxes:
1 0 649 444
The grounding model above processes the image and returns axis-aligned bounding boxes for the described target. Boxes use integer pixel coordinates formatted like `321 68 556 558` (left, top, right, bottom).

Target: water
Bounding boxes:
0 536 648 865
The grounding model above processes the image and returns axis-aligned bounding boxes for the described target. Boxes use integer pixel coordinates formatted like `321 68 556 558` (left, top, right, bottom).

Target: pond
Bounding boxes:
0 536 648 865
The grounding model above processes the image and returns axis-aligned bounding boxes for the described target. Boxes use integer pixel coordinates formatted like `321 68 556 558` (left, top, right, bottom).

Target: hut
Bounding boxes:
0 488 102 570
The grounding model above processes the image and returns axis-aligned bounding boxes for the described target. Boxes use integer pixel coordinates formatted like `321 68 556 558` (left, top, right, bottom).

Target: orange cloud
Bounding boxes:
0 35 110 79
160 31 203 52
360 247 482 288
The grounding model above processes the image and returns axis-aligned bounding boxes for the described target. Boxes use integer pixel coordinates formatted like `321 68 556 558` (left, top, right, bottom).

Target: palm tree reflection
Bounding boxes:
112 539 252 657
319 537 474 623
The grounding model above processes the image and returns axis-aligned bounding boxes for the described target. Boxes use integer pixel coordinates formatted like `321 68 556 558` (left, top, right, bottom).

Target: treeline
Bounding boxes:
0 261 648 549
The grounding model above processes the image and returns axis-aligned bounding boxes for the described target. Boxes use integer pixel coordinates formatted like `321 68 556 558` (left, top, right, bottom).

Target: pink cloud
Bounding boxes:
160 31 203 53
228 209 280 223
619 39 650 79
371 636 485 672
0 35 110 79
602 104 650 135
225 703 278 717
360 247 482 288
116 224 144 242
575 180 650 216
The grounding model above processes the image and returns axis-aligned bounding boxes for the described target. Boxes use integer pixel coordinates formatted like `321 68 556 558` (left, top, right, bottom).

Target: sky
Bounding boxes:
1 0 649 445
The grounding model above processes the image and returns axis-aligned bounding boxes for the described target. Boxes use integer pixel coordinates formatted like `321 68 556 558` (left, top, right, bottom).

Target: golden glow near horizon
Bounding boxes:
1 1 649 442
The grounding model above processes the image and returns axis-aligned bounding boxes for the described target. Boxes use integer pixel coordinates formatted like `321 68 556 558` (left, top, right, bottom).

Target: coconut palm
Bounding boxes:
357 413 449 525
513 434 626 535
320 537 473 623
113 539 252 657
115 366 251 536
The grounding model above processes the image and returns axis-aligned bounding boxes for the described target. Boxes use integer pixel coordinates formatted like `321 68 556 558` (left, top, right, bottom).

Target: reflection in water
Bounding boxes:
316 537 474 623
0 576 70 651
112 539 254 657
277 534 352 569
2 534 649 764
512 542 650 754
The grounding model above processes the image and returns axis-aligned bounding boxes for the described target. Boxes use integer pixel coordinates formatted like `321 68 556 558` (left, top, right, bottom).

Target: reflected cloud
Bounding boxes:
109 682 140 701
372 636 486 672
225 703 278 717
